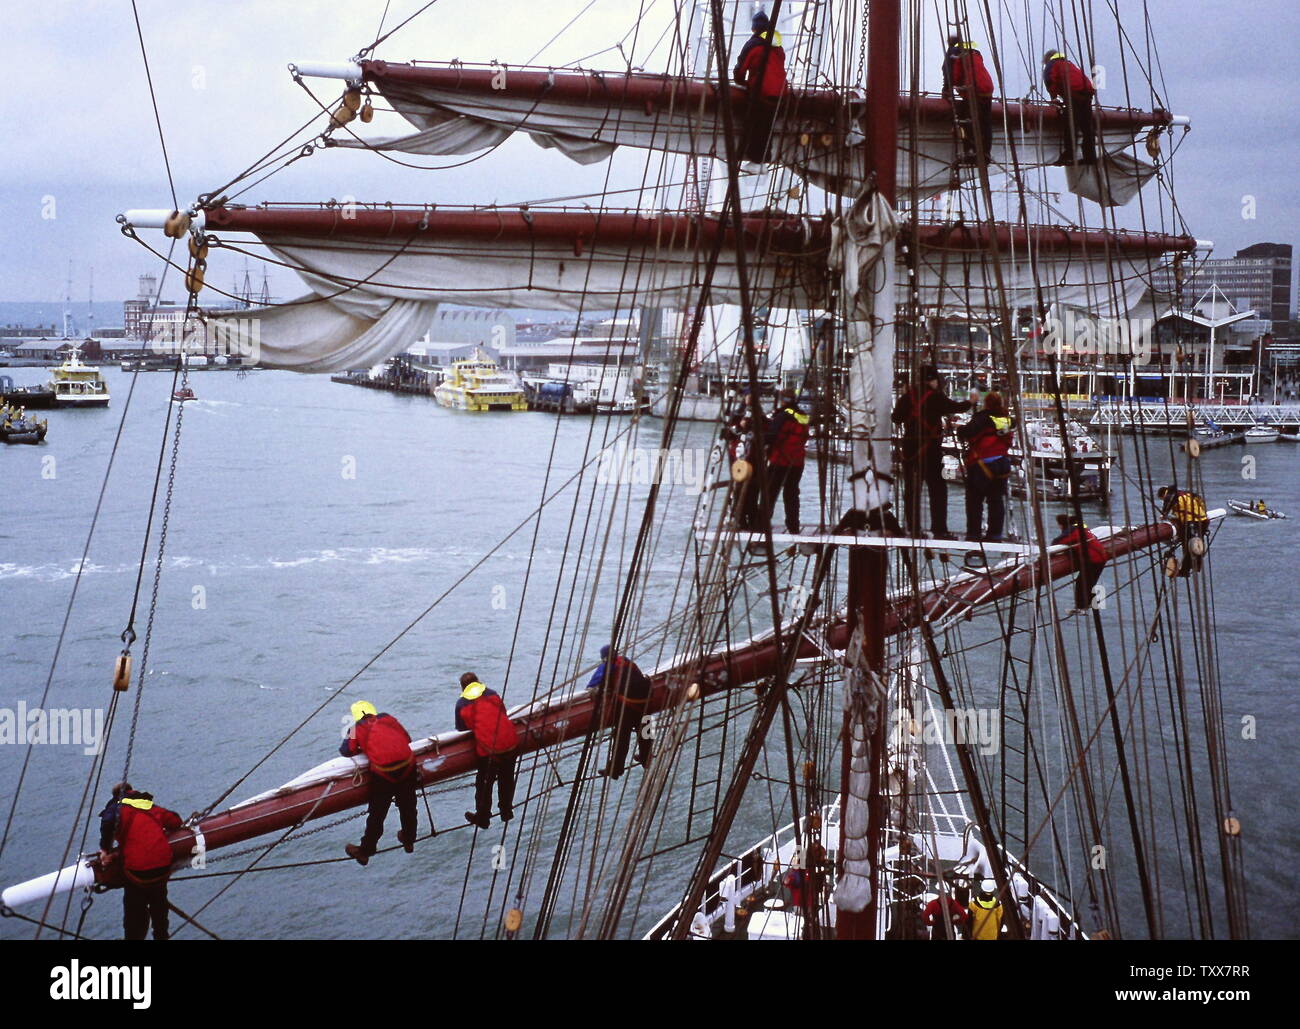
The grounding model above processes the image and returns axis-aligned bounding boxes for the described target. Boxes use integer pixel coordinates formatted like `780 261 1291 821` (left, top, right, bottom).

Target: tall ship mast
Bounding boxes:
3 0 1248 942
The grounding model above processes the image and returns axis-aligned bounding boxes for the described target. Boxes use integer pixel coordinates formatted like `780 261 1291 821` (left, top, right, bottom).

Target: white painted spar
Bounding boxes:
288 60 363 82
1170 114 1192 127
1 857 96 909
119 209 207 231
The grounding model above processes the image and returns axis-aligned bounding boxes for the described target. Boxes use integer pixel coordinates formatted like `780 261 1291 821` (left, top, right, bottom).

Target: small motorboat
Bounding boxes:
1243 425 1279 444
1191 423 1244 449
0 403 49 444
173 386 196 402
1227 499 1287 520
1277 429 1300 443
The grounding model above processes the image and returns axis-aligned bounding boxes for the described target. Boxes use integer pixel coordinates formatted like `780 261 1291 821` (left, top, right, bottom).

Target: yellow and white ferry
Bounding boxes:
49 350 110 407
433 351 527 412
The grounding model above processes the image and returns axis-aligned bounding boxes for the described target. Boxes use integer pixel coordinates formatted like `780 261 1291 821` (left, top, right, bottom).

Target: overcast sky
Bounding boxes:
5 0 1296 311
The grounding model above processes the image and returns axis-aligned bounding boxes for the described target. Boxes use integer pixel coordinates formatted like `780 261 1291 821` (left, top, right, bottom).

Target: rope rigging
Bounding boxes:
9 0 1252 945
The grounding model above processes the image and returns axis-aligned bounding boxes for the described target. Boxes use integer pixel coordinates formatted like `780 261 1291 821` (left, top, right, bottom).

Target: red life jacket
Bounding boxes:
769 407 810 467
947 47 994 96
457 686 520 757
354 713 414 781
1045 58 1095 99
965 414 1014 464
116 797 182 875
737 34 787 99
1058 526 1107 566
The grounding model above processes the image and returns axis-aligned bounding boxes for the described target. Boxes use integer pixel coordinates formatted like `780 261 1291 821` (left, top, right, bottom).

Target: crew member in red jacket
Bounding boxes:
891 365 972 538
764 390 810 534
733 11 787 164
339 700 418 863
1042 49 1097 165
922 892 970 940
958 392 1015 542
98 781 184 940
942 35 995 164
455 673 520 828
1053 513 1108 610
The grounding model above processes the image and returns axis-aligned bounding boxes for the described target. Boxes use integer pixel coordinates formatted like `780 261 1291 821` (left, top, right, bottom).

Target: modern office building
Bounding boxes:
1152 242 1292 341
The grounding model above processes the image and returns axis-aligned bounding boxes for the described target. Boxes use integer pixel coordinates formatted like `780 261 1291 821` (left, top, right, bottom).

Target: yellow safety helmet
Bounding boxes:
351 700 378 722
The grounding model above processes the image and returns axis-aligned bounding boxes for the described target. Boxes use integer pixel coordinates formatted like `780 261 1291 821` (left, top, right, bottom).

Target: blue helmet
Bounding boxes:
752 12 770 32
599 644 611 659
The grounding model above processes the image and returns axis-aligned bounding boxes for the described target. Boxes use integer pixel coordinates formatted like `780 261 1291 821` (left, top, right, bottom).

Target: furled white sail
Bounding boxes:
338 66 1162 206
196 213 1183 373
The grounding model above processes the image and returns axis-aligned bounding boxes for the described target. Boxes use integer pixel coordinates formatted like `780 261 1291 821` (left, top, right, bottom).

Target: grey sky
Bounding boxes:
5 0 1296 310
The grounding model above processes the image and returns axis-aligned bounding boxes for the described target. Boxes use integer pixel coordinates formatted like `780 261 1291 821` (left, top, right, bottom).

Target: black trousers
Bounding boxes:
742 98 778 163
954 93 994 160
123 873 170 941
473 752 518 821
607 701 652 779
1074 558 1106 610
1061 93 1097 163
901 447 949 536
360 767 418 854
764 463 804 534
964 463 1007 540
734 473 761 531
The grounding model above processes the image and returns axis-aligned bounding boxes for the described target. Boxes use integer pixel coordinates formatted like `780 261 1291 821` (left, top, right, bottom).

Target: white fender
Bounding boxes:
720 874 738 932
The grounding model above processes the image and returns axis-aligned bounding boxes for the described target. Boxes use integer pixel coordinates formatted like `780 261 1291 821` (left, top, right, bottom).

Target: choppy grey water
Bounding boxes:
1 367 1296 938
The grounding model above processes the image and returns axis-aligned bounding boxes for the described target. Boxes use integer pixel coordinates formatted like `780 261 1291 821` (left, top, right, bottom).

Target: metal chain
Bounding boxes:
122 375 186 780
857 0 869 84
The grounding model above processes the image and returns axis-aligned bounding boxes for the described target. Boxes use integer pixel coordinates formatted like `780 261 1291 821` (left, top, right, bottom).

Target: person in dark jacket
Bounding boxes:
1042 50 1097 165
1053 513 1109 609
455 673 520 828
733 11 787 164
587 645 653 779
763 390 810 534
942 36 995 163
339 700 418 863
98 781 183 940
958 391 1015 542
724 412 759 529
892 366 972 538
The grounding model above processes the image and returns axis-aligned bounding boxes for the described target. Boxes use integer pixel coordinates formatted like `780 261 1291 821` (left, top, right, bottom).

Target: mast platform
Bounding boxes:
697 530 1046 555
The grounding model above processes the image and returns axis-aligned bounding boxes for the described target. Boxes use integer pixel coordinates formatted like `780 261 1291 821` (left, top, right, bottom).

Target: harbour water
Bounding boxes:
1 366 1296 938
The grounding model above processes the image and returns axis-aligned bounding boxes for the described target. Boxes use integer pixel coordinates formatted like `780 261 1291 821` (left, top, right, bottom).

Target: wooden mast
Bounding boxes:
836 0 899 942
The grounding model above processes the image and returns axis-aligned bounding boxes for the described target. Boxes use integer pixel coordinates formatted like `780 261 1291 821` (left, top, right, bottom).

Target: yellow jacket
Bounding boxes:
969 896 1002 940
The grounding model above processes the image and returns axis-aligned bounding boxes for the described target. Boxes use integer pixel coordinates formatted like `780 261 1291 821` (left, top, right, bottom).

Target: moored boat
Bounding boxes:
1243 425 1279 444
0 375 57 409
49 350 110 407
0 402 49 444
433 350 527 411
